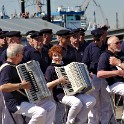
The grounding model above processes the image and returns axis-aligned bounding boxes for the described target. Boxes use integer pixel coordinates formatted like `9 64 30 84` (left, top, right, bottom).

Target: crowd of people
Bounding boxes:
0 26 124 124
8 12 44 19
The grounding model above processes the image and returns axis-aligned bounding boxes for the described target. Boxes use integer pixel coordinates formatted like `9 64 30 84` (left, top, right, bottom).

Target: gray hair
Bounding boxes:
7 44 24 58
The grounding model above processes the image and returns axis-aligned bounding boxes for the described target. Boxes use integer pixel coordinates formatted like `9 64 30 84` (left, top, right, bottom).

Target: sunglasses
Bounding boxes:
115 42 121 45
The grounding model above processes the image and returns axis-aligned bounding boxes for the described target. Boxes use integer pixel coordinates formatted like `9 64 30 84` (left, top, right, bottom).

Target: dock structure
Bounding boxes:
0 18 65 35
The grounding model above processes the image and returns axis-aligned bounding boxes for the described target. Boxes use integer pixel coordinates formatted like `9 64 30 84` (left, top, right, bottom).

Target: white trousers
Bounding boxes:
1 92 30 124
15 98 56 124
109 82 124 119
88 75 111 124
109 82 124 97
61 93 96 124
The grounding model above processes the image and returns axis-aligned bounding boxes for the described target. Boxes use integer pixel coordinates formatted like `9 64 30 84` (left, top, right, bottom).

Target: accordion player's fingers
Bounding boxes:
21 80 32 89
59 76 68 84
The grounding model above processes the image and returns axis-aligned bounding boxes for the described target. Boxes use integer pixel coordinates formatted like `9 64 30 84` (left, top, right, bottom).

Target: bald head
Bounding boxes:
107 36 119 45
107 36 121 53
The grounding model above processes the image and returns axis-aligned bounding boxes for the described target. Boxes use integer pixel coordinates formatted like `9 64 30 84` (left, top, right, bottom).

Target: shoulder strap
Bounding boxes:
0 63 16 72
0 63 12 71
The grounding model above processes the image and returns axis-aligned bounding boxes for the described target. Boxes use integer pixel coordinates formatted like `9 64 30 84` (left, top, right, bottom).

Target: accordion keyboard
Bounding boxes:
55 67 76 95
16 60 51 103
18 65 39 101
59 67 74 93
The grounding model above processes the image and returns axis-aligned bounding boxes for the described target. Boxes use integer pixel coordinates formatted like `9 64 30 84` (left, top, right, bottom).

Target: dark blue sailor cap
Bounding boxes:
6 31 22 37
26 30 36 36
70 28 85 35
30 31 42 39
91 28 104 39
101 25 109 31
0 31 8 38
1 31 8 34
77 28 85 35
78 28 85 32
40 28 52 34
70 29 80 34
0 31 8 35
56 29 71 36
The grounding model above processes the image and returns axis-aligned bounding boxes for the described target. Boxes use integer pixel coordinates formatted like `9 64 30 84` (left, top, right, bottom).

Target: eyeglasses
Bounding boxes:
115 42 121 45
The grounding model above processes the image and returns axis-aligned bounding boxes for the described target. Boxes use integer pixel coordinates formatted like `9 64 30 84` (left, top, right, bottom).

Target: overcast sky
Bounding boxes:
0 0 124 29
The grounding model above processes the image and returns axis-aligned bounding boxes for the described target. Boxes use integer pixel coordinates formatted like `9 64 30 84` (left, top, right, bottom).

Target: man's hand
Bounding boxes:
58 76 69 84
109 57 121 66
116 70 124 77
21 80 31 90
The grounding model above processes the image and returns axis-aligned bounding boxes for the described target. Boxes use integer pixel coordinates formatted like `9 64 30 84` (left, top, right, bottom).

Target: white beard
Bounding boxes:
115 49 121 52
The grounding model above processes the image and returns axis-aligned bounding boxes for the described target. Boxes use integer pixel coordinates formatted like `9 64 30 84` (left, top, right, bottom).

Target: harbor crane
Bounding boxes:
18 0 45 13
75 0 91 14
75 0 109 29
75 0 91 30
92 0 109 27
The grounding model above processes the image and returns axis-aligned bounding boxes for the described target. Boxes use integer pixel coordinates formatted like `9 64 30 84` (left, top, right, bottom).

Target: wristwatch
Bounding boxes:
19 83 23 89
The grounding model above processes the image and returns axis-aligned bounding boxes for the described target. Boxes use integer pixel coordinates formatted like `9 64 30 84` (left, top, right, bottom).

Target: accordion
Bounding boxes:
55 62 93 96
16 60 51 104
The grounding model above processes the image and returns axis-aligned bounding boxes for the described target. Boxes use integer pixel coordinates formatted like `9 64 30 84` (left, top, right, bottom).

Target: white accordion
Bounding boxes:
16 60 51 104
55 62 92 96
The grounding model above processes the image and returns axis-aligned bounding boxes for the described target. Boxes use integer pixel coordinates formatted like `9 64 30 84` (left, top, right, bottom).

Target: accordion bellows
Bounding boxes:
55 62 93 96
16 60 51 104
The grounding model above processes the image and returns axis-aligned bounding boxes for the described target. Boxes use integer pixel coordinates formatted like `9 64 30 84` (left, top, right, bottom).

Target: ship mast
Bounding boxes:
46 0 51 22
20 0 25 13
116 12 119 29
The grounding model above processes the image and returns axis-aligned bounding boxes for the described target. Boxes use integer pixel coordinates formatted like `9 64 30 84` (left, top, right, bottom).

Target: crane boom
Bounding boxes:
92 0 98 6
84 0 91 13
92 0 109 26
75 0 91 13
